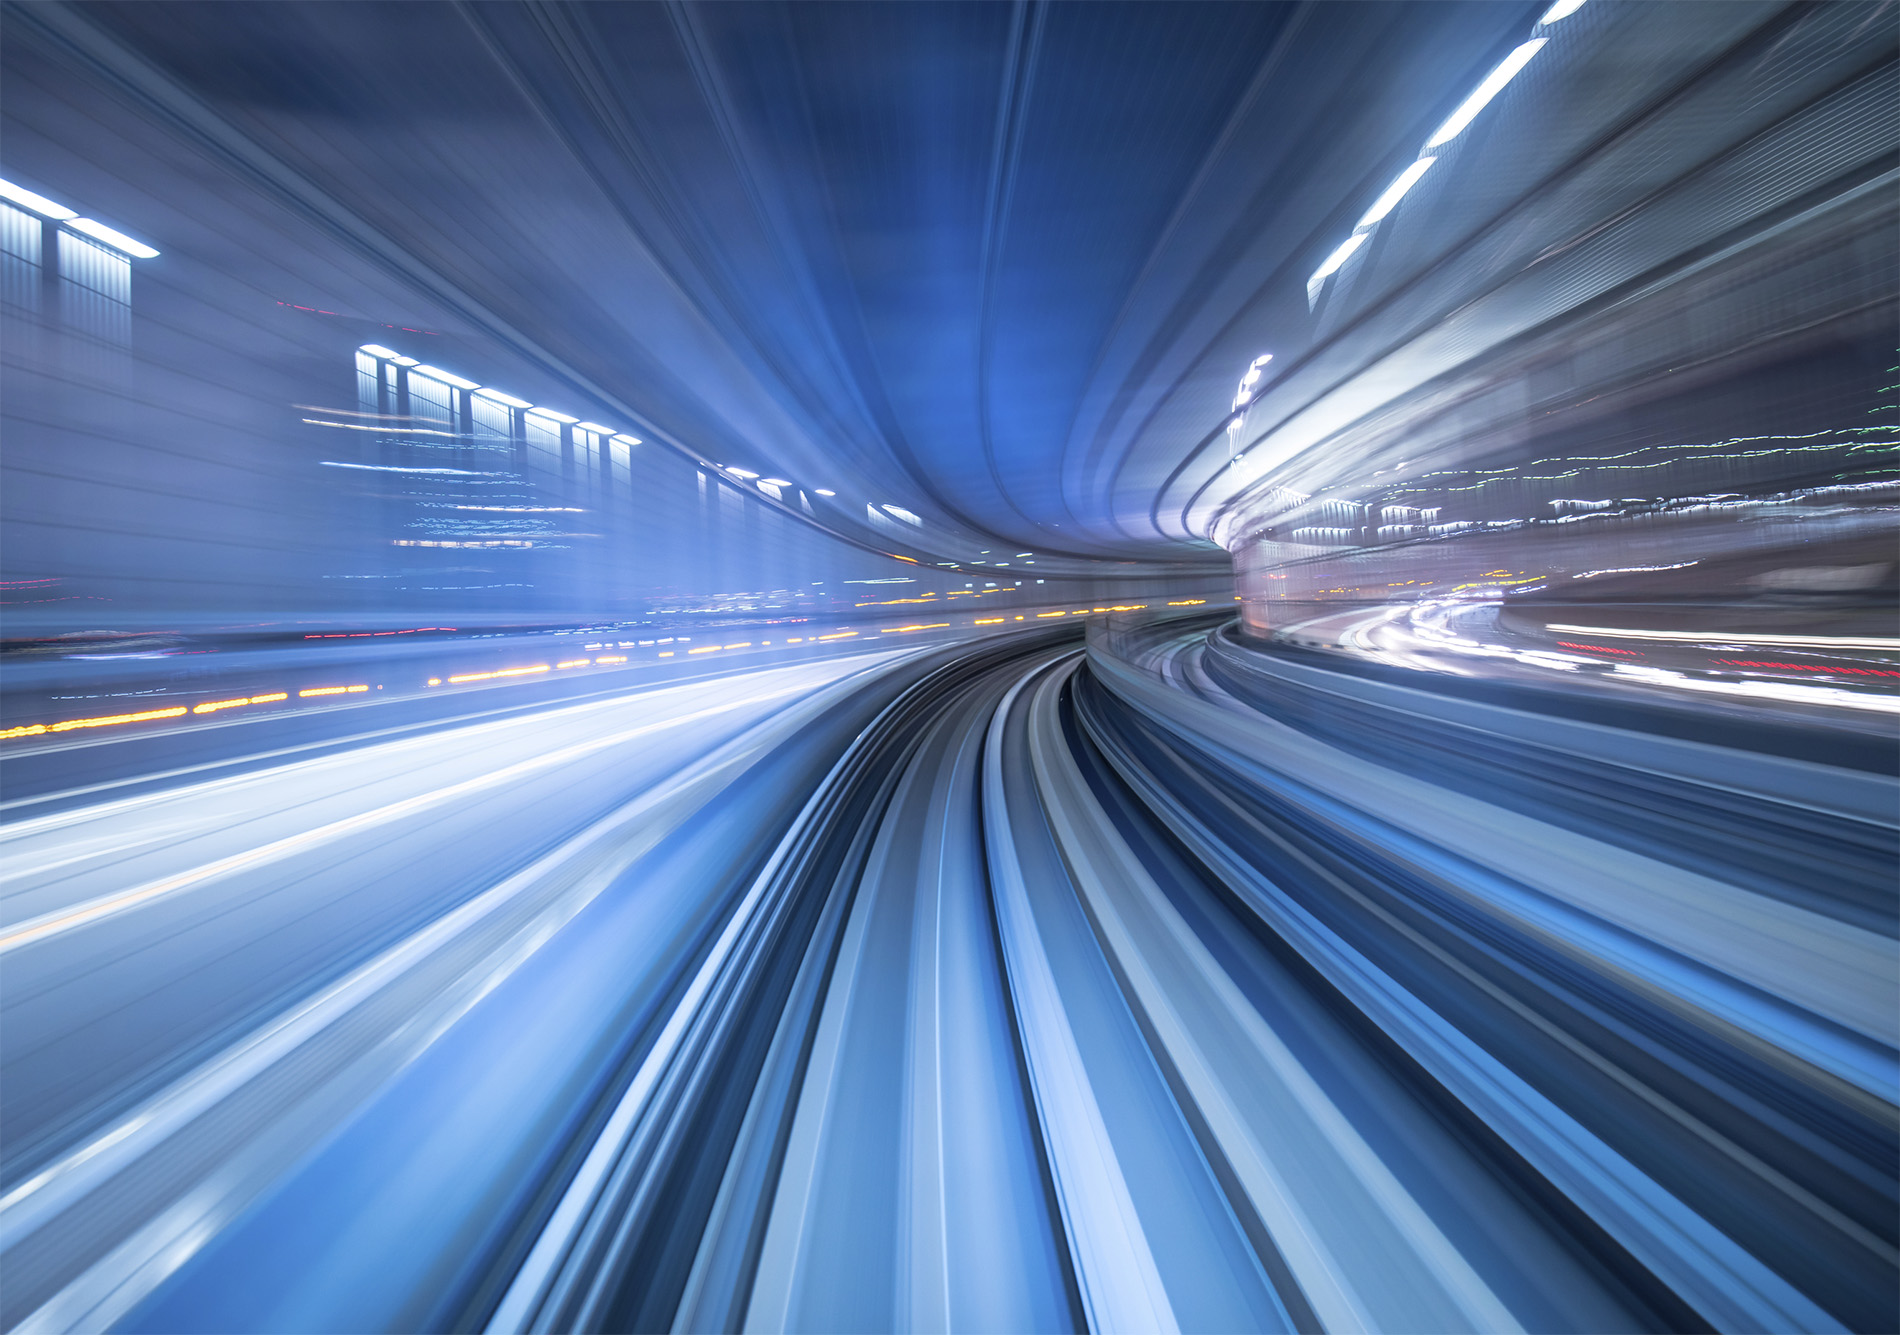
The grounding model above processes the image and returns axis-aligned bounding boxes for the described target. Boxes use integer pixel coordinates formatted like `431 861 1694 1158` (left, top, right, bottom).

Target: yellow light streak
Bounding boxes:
1037 611 1067 618
298 685 371 697
0 680 828 954
818 632 858 641
975 618 1004 625
594 654 627 664
689 646 720 655
443 667 547 685
1 705 190 741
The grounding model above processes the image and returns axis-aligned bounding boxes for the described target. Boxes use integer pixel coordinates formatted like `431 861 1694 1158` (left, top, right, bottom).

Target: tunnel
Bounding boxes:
1 2 1896 1331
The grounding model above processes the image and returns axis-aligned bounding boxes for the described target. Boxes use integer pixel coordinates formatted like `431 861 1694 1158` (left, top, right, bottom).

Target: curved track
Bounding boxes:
2 622 1893 1333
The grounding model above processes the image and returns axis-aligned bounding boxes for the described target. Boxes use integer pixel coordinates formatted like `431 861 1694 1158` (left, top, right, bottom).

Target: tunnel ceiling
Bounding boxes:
22 0 1889 576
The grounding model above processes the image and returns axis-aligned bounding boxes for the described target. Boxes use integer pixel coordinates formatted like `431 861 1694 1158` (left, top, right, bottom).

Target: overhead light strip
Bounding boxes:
0 176 159 256
1306 5 1583 304
357 346 633 440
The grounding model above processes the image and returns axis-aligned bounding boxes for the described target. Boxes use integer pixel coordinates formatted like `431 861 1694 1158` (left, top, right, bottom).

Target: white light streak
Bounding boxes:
1570 561 1699 580
1355 157 1438 228
1548 624 1900 650
611 434 642 446
574 422 617 435
474 388 533 409
320 461 502 476
1426 39 1546 148
1537 0 1588 24
726 467 760 479
761 478 791 487
359 344 403 360
813 489 836 497
0 178 75 220
525 408 578 425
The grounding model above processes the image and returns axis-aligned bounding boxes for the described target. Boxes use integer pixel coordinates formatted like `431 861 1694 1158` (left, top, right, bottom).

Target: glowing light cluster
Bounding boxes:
355 347 642 448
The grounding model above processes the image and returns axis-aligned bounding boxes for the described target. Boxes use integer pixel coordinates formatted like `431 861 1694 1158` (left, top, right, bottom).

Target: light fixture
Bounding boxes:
1537 0 1587 24
1425 39 1547 148
813 488 836 497
1308 232 1367 286
67 218 159 259
727 467 760 479
526 408 578 424
474 388 533 409
1355 157 1437 228
611 434 642 446
761 478 791 487
0 177 75 220
574 422 617 434
411 365 480 390
359 343 403 359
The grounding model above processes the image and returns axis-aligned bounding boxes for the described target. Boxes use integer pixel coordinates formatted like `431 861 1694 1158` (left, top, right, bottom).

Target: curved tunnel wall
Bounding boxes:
1218 0 1896 632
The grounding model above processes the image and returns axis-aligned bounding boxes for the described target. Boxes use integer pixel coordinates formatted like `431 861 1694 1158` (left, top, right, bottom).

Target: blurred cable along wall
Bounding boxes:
1217 0 1898 630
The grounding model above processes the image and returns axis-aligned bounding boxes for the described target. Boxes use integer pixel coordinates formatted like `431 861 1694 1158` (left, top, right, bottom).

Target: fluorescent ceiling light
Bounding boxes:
473 388 532 409
411 364 480 390
525 408 578 424
359 344 402 359
761 477 791 487
1426 39 1547 148
0 178 75 220
391 356 419 367
727 467 760 479
67 218 159 258
813 488 836 497
1309 232 1367 285
611 434 641 446
1355 157 1438 228
574 421 617 434
1537 0 1587 24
